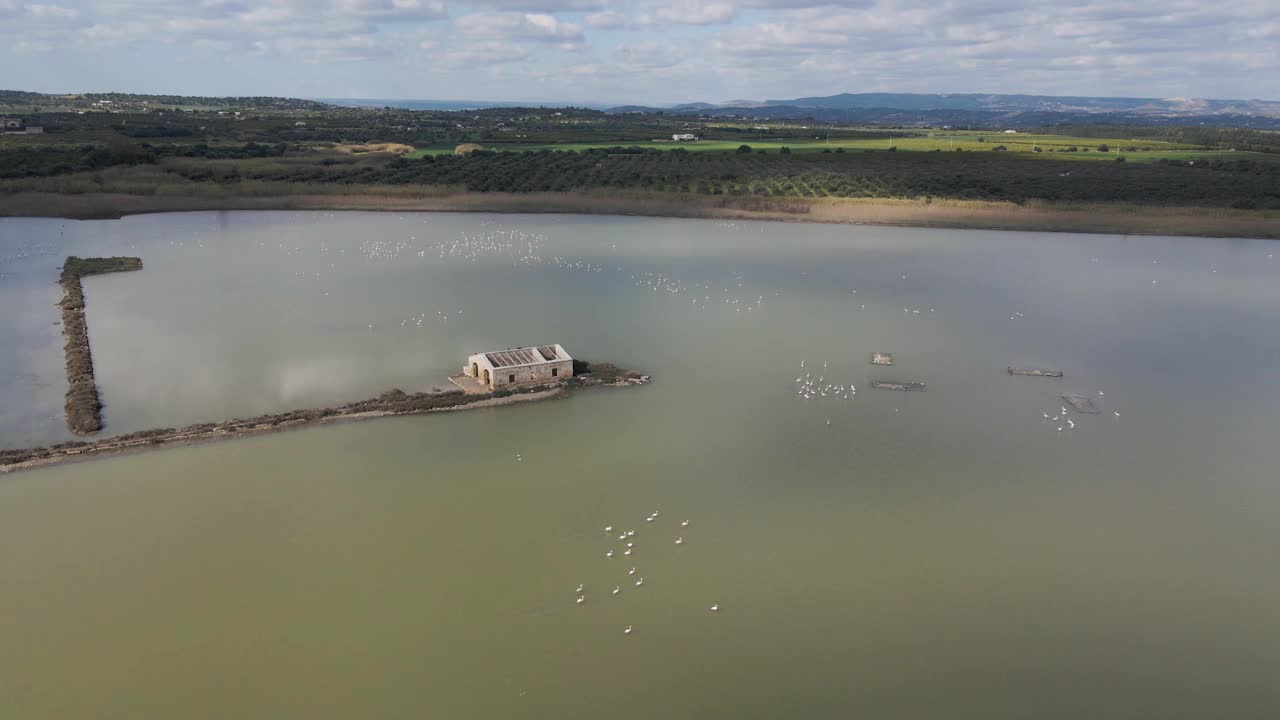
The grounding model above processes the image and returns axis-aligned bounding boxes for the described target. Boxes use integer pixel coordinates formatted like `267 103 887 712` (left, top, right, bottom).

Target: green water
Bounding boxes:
2 212 1279 718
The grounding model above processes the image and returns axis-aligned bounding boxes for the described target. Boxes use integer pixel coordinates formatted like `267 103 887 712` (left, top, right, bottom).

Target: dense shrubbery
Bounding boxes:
0 142 157 178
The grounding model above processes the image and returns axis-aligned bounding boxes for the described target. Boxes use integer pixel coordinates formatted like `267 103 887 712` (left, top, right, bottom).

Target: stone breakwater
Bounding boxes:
57 256 143 435
1 370 648 474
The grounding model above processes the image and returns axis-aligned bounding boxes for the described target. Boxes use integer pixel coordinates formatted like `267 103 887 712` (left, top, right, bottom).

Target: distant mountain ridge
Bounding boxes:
611 91 1280 128
768 92 1280 117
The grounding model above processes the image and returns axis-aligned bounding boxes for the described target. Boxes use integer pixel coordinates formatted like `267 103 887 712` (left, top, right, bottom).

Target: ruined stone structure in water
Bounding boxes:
459 344 574 391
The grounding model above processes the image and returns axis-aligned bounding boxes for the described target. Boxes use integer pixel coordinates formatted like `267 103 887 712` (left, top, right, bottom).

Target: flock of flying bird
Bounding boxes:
573 511 717 637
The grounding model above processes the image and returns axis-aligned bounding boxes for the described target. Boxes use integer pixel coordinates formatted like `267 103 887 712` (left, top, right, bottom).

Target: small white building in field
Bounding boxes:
462 344 573 391
672 133 697 141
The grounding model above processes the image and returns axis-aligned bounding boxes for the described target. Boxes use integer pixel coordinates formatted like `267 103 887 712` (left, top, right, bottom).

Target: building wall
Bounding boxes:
489 359 573 390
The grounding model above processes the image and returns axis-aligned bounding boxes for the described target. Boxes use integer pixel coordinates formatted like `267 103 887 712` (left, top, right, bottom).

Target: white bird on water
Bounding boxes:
681 520 689 527
624 626 632 635
710 604 719 612
612 586 620 595
576 596 585 605
635 578 645 587
624 549 632 556
675 537 684 545
628 567 636 575
576 584 583 594
606 550 614 558
605 525 614 533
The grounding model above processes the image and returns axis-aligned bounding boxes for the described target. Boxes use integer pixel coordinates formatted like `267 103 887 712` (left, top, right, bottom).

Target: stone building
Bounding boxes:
463 344 573 391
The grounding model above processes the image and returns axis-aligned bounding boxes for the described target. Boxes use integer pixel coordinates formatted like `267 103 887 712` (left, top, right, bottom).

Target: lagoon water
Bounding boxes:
2 212 1280 719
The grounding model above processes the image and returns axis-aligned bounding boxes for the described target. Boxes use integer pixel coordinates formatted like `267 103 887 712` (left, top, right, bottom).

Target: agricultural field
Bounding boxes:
408 130 1278 164
3 92 1278 213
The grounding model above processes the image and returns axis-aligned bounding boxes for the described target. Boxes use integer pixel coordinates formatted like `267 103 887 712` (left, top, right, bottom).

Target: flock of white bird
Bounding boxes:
575 512 716 637
795 360 856 402
434 228 546 262
1041 392 1122 433
399 309 462 328
631 271 773 312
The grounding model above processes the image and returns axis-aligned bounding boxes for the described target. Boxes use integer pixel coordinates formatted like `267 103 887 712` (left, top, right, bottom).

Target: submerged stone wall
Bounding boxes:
57 256 143 435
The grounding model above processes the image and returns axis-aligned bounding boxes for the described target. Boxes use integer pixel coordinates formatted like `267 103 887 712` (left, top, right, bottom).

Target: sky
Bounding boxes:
2 0 1278 106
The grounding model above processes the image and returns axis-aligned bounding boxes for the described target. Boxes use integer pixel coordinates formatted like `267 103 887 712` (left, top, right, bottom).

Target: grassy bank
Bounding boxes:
3 188 1277 239
57 256 143 435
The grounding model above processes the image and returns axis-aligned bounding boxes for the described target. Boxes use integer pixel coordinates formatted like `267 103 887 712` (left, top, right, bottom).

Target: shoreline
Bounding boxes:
2 190 1277 239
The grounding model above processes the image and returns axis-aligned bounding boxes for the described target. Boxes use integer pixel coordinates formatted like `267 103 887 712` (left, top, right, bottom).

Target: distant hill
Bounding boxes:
318 98 558 111
608 91 1280 129
0 89 331 112
769 92 1280 117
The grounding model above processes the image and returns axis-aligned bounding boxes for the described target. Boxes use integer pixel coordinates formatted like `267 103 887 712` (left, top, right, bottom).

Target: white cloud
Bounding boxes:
652 0 738 25
455 11 584 44
421 38 531 68
27 3 77 19
586 10 631 28
468 0 608 9
1 0 1278 102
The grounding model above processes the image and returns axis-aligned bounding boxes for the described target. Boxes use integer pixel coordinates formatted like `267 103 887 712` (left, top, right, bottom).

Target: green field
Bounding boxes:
409 132 1278 164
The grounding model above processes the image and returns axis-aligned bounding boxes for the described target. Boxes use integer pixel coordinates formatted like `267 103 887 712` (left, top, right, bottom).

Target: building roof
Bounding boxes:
472 344 569 369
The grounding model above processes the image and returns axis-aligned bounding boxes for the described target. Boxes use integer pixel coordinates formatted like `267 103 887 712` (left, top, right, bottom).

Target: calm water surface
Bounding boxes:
1 212 1279 719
